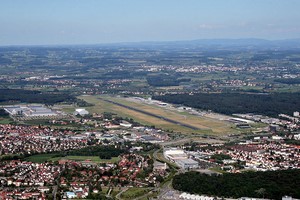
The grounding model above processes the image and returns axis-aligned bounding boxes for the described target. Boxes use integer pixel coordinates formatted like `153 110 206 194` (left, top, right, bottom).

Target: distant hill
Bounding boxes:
108 38 300 50
3 38 300 50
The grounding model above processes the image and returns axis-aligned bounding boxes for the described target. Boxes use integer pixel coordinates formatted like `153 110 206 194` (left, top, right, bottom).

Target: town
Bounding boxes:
0 97 300 199
0 37 300 200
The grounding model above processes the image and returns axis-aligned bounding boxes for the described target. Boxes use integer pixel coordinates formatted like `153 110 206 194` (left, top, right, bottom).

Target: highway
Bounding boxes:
99 98 200 130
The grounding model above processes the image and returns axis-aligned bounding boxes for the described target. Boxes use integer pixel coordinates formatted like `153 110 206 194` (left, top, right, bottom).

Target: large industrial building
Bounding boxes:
163 148 199 170
176 159 199 170
163 148 188 161
4 105 58 117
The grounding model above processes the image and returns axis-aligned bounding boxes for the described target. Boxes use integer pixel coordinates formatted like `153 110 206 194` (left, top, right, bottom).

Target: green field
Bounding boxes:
120 188 151 200
0 117 13 124
25 154 120 163
25 153 60 163
79 95 237 135
24 119 85 130
50 155 120 163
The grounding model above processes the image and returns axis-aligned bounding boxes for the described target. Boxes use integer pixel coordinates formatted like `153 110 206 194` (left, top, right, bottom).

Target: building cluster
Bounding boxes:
191 136 300 172
3 104 64 120
122 127 169 143
94 126 169 144
163 132 300 173
0 124 88 155
59 153 164 199
0 151 168 199
161 190 299 200
0 161 60 199
161 190 223 200
143 64 244 74
207 79 267 90
225 140 300 171
233 113 300 131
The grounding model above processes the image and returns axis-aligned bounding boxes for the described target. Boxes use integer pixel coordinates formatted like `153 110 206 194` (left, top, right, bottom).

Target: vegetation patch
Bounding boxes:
25 153 59 163
172 170 300 199
0 89 76 105
154 92 300 117
0 118 13 124
51 156 120 163
120 188 151 200
25 153 120 163
67 145 126 159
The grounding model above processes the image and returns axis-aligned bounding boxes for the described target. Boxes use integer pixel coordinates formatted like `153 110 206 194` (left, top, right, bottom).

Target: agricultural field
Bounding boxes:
79 95 238 135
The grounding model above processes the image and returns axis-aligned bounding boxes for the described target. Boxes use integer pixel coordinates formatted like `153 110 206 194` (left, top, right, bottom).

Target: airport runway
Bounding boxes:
99 98 200 130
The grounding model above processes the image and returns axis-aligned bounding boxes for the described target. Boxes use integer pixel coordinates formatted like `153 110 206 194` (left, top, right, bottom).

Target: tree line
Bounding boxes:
0 89 77 105
63 145 127 159
154 92 300 117
172 170 300 199
274 78 300 85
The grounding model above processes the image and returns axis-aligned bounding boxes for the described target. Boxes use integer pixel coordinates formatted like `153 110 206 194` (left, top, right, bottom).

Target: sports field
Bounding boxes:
79 95 237 135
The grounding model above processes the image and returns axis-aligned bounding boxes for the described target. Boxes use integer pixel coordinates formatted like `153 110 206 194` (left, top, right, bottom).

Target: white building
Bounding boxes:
294 134 300 140
153 161 168 171
120 120 132 128
66 192 77 199
179 192 214 200
73 108 89 116
163 148 187 162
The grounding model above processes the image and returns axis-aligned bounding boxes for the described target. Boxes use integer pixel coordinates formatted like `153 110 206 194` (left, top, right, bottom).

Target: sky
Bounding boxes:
0 0 300 45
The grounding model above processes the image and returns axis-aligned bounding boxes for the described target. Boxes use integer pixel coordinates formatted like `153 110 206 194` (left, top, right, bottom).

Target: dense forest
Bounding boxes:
153 92 300 116
64 145 127 159
0 89 76 105
0 108 9 117
274 78 300 84
172 170 300 199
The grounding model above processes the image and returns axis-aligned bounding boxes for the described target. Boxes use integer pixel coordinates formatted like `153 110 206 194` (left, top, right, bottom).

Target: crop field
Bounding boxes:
79 95 238 135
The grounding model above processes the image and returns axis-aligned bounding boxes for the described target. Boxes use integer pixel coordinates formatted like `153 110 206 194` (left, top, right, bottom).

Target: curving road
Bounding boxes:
115 188 128 200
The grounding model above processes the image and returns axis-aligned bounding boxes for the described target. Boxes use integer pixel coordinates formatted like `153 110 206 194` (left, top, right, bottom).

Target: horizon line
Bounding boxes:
1 37 300 47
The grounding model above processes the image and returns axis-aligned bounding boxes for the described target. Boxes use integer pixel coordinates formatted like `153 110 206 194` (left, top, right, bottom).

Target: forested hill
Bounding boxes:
153 93 300 117
172 170 300 199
